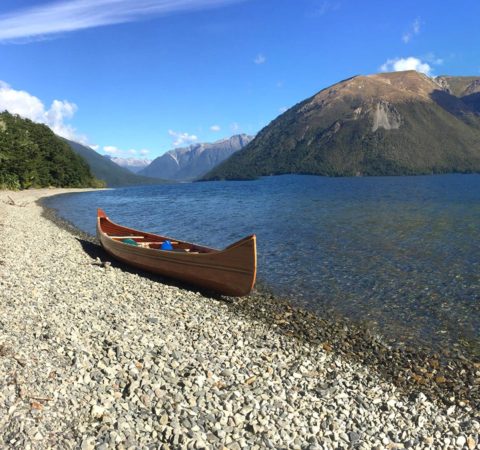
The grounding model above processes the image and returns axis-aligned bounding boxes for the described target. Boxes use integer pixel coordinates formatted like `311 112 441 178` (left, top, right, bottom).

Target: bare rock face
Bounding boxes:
371 101 402 132
352 107 363 119
433 76 452 93
434 76 480 98
463 79 480 96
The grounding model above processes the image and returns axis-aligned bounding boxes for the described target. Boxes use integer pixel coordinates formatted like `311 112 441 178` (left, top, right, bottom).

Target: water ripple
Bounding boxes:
44 174 480 357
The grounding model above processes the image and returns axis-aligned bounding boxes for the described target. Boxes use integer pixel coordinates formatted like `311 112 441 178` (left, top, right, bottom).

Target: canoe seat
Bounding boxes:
98 208 256 296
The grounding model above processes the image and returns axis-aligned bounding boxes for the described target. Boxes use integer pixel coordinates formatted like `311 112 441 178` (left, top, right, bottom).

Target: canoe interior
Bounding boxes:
98 213 214 253
96 209 257 296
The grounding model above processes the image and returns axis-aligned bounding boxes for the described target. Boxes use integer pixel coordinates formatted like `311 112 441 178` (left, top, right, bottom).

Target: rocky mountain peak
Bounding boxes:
139 134 254 181
203 71 480 180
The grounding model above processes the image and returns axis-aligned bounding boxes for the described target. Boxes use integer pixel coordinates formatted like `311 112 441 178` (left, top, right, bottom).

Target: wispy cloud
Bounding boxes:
210 124 221 132
230 122 240 133
402 17 421 43
103 145 150 156
168 129 198 146
0 79 88 142
423 52 443 65
254 53 266 64
309 0 340 17
103 145 120 154
0 0 244 42
380 56 432 76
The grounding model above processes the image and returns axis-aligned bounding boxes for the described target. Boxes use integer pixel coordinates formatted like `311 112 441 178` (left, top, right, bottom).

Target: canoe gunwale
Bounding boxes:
99 236 254 275
96 208 257 296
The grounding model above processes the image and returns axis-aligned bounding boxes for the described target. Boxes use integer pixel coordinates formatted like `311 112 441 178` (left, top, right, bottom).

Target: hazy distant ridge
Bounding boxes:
104 155 152 173
140 134 253 181
65 139 166 187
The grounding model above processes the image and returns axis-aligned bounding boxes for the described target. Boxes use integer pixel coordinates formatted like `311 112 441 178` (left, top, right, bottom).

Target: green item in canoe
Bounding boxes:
122 238 138 246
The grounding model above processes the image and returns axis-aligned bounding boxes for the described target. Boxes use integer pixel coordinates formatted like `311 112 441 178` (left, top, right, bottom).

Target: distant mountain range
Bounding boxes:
139 134 253 181
64 139 166 187
6 70 480 189
203 71 480 180
103 155 152 173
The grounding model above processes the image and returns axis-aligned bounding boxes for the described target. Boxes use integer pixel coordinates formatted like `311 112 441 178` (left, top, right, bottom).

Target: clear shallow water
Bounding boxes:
44 175 480 357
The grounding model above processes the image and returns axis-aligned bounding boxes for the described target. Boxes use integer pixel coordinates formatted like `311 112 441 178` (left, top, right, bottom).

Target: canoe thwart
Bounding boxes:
97 208 257 297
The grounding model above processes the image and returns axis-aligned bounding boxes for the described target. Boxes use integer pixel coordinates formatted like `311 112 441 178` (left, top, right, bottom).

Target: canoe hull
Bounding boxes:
97 209 256 297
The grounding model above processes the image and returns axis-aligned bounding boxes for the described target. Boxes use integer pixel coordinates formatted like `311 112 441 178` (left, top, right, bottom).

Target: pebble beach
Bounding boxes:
1 189 479 450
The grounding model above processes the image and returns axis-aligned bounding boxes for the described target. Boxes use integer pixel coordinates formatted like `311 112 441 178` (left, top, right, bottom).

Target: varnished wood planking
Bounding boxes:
96 209 256 296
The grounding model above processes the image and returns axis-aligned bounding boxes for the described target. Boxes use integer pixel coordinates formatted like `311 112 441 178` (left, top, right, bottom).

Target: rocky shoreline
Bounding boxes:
1 189 479 449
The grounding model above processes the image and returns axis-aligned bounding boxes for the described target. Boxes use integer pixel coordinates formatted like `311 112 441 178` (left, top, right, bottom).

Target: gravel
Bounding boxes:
0 188 479 449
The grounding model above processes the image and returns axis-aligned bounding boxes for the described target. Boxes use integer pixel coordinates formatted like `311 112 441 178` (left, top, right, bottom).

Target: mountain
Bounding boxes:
435 75 480 113
104 156 152 173
202 71 480 180
0 111 102 189
139 134 253 181
64 139 166 187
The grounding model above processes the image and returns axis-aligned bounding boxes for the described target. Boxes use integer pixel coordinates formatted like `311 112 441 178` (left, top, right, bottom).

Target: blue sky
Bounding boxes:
0 0 479 160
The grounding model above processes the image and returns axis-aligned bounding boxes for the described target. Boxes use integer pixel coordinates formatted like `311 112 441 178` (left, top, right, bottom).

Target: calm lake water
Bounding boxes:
44 174 480 358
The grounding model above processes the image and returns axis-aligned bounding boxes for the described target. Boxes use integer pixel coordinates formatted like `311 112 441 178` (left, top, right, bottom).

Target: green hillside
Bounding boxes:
203 71 480 180
64 139 167 187
0 111 102 189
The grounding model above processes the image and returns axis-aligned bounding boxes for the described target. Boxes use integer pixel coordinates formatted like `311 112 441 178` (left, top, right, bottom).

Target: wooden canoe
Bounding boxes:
96 208 256 297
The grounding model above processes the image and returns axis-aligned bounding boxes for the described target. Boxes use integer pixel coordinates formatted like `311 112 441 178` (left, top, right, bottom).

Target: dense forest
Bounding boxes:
0 111 104 189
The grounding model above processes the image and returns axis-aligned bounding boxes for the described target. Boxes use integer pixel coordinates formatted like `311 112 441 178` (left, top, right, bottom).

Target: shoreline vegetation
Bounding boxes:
0 189 479 448
0 112 105 191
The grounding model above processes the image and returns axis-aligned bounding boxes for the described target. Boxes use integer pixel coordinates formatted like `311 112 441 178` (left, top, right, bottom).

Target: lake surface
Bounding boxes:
44 174 480 358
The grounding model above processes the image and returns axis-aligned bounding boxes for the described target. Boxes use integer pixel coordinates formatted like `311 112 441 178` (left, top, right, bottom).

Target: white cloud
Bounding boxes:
402 17 421 43
0 79 87 142
254 53 266 64
103 145 150 156
45 99 79 140
89 144 99 151
210 124 221 132
380 57 432 76
279 106 288 113
103 145 120 154
230 122 240 133
168 129 198 146
0 0 246 42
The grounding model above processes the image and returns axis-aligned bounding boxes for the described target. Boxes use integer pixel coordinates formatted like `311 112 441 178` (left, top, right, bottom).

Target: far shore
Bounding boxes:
0 188 478 448
0 186 108 199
